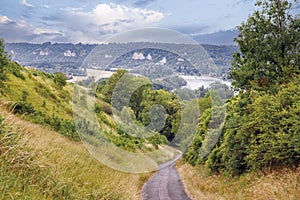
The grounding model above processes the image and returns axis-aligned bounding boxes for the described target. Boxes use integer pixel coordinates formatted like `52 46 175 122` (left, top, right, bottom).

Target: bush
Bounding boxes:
10 102 35 114
7 62 25 80
205 80 300 175
53 72 66 88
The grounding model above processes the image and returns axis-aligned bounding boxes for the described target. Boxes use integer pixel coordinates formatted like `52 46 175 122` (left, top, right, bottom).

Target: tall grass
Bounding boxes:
0 116 77 199
176 160 300 200
0 108 152 199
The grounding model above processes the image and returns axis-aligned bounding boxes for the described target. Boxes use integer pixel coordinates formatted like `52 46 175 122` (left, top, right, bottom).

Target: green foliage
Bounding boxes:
7 62 26 80
205 78 300 176
147 133 169 147
9 101 80 140
153 75 187 91
187 82 300 176
184 93 225 166
0 39 8 83
11 101 35 114
42 100 46 108
101 69 128 103
229 0 300 91
35 82 53 98
186 0 300 177
140 89 181 140
97 71 181 142
186 0 300 172
53 72 67 88
21 90 29 102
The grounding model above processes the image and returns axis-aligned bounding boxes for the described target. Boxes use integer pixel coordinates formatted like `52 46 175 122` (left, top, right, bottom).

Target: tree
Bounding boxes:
186 0 300 176
54 72 67 88
0 38 9 83
101 69 127 103
229 0 300 91
140 89 181 140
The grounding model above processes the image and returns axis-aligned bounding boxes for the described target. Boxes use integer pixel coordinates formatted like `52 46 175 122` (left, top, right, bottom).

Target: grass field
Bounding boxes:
0 106 153 199
176 160 300 200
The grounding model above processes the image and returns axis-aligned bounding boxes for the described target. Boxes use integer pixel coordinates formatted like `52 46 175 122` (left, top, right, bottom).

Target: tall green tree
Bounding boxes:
54 72 67 89
229 0 300 91
0 38 9 83
186 0 300 176
101 69 128 103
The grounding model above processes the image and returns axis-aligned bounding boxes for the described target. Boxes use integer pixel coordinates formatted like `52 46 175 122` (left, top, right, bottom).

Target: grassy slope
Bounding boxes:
0 62 179 199
0 63 149 199
176 160 300 200
3 64 73 120
0 104 151 199
2 62 171 151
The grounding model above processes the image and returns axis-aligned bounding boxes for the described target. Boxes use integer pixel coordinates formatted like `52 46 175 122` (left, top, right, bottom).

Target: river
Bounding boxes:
180 75 231 90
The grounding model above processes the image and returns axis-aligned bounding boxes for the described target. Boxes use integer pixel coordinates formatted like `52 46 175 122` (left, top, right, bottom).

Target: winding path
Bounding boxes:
141 154 191 200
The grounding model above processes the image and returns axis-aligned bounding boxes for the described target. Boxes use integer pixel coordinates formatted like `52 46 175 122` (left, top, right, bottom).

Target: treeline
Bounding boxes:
6 41 238 79
96 69 181 141
185 0 300 176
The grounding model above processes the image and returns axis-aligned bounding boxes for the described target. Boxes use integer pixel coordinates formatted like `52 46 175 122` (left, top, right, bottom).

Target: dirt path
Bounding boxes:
141 154 191 200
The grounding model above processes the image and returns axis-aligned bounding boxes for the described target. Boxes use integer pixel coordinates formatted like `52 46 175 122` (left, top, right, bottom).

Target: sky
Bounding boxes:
0 0 299 44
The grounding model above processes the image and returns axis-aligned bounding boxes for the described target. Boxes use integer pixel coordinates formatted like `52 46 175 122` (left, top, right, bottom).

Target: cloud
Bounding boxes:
0 16 63 43
0 3 165 43
20 0 34 8
133 0 156 7
53 3 165 42
71 3 164 28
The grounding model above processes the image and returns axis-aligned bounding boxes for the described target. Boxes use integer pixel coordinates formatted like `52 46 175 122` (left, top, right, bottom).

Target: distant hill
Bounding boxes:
5 42 238 79
192 29 238 45
5 42 96 76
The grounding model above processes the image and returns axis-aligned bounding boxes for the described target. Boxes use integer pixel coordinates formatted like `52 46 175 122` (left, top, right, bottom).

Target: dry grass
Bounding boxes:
176 160 300 200
0 107 153 199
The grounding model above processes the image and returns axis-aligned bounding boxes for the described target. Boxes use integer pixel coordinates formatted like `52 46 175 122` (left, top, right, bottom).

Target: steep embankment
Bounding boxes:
0 57 179 199
176 160 300 200
0 103 152 199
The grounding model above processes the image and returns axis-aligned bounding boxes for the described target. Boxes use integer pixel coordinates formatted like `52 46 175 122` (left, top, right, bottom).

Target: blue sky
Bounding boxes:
0 0 299 44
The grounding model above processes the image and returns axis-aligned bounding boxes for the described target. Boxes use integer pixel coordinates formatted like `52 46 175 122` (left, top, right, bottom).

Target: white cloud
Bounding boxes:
0 16 63 43
20 0 34 8
0 3 165 43
0 16 9 23
57 3 165 42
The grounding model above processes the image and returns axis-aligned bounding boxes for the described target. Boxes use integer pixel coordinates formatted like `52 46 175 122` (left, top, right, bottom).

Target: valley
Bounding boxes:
1 0 300 198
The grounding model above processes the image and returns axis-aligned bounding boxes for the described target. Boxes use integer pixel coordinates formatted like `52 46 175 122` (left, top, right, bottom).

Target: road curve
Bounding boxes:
141 154 191 200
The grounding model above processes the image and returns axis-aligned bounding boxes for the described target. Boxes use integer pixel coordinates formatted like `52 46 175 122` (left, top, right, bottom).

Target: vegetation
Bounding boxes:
0 39 161 198
185 0 300 177
0 110 151 199
229 0 300 91
177 160 300 200
0 43 175 154
0 38 181 199
0 61 80 141
0 39 8 90
54 72 67 88
1 0 299 198
5 42 237 79
96 69 181 142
